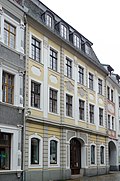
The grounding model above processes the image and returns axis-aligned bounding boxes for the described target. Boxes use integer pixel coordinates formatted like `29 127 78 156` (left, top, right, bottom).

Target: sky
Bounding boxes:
41 0 120 74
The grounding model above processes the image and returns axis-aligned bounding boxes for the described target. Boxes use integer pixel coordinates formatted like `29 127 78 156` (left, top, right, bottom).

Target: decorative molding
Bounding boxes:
78 87 86 97
89 93 95 101
49 74 58 84
107 103 115 114
31 66 41 76
65 81 74 92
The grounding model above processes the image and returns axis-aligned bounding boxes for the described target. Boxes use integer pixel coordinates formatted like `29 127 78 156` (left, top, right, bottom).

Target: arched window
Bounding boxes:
100 146 105 164
91 144 96 164
48 137 60 167
29 135 43 168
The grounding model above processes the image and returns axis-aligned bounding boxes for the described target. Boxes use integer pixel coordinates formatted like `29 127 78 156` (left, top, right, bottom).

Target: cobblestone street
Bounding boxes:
67 172 120 181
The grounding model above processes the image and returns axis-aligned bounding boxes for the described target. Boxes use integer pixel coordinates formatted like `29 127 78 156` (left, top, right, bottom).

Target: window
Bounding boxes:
99 108 103 126
49 88 57 113
112 116 114 130
4 21 16 49
111 89 113 102
79 100 84 120
74 34 80 49
66 58 72 78
2 71 14 104
108 115 110 129
31 36 41 62
89 73 94 90
50 48 57 71
31 81 40 108
50 140 57 164
46 14 52 28
98 78 102 95
78 66 84 85
107 86 110 100
91 145 95 164
66 94 72 117
119 96 120 108
29 135 42 167
0 133 11 170
61 24 67 39
89 104 94 124
100 146 104 164
31 138 39 164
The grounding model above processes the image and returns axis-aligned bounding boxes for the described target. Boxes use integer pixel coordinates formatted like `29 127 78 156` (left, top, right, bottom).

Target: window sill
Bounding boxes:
48 164 60 168
65 115 74 120
48 111 60 116
29 57 44 66
30 106 43 112
0 170 23 174
29 165 42 169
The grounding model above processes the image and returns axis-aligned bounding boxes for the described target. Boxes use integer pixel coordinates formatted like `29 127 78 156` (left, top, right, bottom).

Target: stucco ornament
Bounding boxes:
78 87 86 97
65 81 74 92
108 103 115 114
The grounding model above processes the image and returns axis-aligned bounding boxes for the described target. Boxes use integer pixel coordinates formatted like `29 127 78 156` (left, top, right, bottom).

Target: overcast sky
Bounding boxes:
41 0 120 74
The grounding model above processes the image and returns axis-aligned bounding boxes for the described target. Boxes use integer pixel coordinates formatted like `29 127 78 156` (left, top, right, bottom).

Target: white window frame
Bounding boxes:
65 92 74 119
60 24 67 39
99 107 104 127
88 72 94 90
100 145 105 165
48 86 60 115
46 14 52 28
29 77 43 111
64 55 74 80
29 134 43 168
73 34 81 49
29 32 43 64
89 103 95 124
48 137 60 168
90 143 96 165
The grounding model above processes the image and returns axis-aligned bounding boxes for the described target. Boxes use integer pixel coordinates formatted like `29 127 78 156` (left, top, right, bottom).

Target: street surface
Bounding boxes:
67 172 120 181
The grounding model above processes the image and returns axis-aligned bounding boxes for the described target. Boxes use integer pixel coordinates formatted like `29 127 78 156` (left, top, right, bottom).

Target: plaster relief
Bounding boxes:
89 93 95 101
31 66 41 76
49 75 58 84
98 98 103 105
78 87 86 97
108 103 115 114
65 81 74 92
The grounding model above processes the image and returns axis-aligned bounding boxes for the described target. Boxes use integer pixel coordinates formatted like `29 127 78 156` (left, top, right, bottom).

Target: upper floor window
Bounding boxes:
66 58 72 78
112 116 114 130
119 96 120 108
100 146 105 164
89 104 94 124
61 24 67 39
31 81 40 109
4 21 16 49
91 145 95 164
89 73 94 90
66 94 72 117
98 78 102 95
50 48 57 71
78 66 84 85
31 36 41 62
108 115 110 129
107 86 110 100
49 88 57 114
2 71 14 104
79 99 85 120
46 14 52 28
0 133 11 170
74 34 80 49
99 108 103 126
111 89 113 102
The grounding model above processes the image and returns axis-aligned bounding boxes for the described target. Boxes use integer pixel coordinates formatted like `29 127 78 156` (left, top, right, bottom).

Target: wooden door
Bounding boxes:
70 138 81 175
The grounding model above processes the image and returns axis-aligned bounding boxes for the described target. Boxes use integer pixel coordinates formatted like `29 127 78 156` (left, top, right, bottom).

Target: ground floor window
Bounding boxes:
31 138 39 164
0 133 11 170
100 146 105 164
91 144 95 164
50 140 57 164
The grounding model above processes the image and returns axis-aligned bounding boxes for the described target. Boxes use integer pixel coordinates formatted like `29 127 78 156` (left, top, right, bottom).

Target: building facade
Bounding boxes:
0 0 25 180
23 0 110 180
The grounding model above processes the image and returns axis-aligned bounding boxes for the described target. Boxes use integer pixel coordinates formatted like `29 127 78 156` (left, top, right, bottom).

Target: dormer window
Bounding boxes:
74 34 80 49
61 24 67 39
46 14 52 28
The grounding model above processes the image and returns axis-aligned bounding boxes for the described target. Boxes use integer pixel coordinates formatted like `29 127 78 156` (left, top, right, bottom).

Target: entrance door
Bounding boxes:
70 138 81 175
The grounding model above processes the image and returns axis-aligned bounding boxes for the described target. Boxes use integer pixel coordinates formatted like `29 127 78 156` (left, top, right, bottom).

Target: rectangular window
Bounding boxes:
66 94 72 117
107 86 110 100
89 104 94 124
100 146 104 164
66 58 72 78
79 100 84 120
112 117 114 130
78 66 84 85
4 21 16 49
98 78 102 95
61 24 67 39
89 73 94 90
108 115 110 129
31 36 41 62
50 140 57 164
50 48 57 71
119 96 120 108
74 34 80 49
91 145 95 164
111 89 113 102
46 14 52 28
99 108 103 126
31 138 39 164
31 81 40 108
49 88 57 113
0 133 11 170
2 71 14 104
